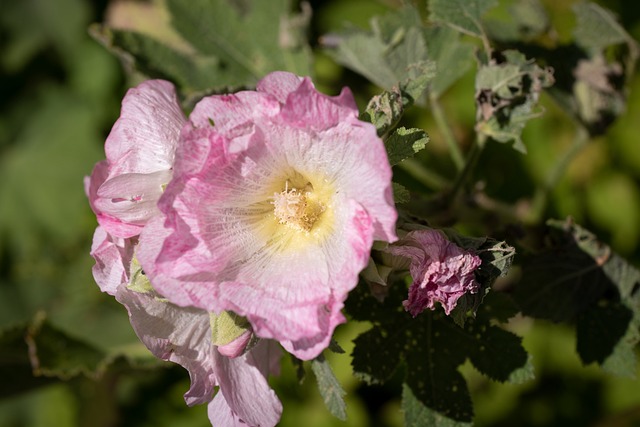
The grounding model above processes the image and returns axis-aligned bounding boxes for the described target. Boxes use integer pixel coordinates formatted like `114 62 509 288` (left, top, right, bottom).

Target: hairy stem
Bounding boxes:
430 94 465 171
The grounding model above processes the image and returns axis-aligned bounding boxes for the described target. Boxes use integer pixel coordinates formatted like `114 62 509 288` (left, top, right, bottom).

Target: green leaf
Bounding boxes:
167 0 311 83
346 282 530 422
515 219 640 375
25 313 107 380
0 323 56 398
576 301 633 365
475 50 554 152
402 383 472 427
424 26 475 98
90 26 222 98
573 2 629 52
360 86 405 137
514 219 634 322
428 0 497 38
384 127 430 166
311 355 347 421
127 257 154 294
96 0 312 96
393 182 411 204
326 4 434 100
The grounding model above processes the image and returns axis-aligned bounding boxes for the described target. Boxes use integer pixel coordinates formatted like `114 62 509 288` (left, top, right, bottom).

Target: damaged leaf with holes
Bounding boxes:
475 49 554 152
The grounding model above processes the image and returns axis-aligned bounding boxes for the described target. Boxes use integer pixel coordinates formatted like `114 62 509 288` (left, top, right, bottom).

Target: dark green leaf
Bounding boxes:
25 313 107 380
402 383 472 427
393 182 411 205
0 323 56 398
515 219 637 321
346 282 530 422
384 127 430 166
311 355 347 421
484 0 550 42
428 0 497 38
90 26 223 97
576 301 633 366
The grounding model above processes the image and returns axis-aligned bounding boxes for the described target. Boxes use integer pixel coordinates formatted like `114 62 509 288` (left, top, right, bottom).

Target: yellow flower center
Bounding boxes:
247 170 335 253
272 182 325 232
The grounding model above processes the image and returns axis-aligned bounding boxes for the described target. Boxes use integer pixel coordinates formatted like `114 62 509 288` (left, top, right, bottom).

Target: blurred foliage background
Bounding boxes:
0 0 639 426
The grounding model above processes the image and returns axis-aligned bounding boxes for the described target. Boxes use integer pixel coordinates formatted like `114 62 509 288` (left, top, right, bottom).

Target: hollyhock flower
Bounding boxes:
86 79 185 238
139 71 397 360
386 229 481 316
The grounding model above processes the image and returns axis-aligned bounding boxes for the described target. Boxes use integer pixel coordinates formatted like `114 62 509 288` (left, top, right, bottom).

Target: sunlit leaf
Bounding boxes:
311 355 347 421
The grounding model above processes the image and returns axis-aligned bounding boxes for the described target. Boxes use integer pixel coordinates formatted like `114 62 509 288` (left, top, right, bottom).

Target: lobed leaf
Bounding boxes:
346 279 530 422
515 219 640 376
326 5 431 96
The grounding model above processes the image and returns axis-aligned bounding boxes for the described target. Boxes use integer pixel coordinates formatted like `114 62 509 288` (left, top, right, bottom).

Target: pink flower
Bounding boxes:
386 229 481 316
85 80 185 238
139 71 397 360
87 79 283 427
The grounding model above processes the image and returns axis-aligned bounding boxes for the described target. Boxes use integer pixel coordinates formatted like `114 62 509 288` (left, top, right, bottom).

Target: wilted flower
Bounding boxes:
386 229 481 316
139 71 397 360
87 80 283 427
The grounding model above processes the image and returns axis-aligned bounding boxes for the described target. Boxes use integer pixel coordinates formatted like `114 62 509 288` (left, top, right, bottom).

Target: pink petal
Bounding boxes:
105 80 184 175
94 170 172 226
208 394 249 427
115 286 217 406
89 226 132 295
215 340 282 427
256 71 304 103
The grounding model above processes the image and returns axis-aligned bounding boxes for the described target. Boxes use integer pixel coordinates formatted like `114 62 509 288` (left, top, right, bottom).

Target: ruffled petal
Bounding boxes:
89 226 132 295
105 80 184 175
280 78 358 131
115 286 217 406
256 71 304 103
215 340 282 427
94 170 172 226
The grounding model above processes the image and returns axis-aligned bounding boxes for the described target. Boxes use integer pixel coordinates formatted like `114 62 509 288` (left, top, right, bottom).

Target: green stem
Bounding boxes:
397 158 449 191
429 94 465 171
527 126 590 223
449 136 483 201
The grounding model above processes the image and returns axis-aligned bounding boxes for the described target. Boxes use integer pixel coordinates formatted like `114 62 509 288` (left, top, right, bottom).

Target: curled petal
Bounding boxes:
115 286 216 406
215 340 282 427
89 227 133 295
